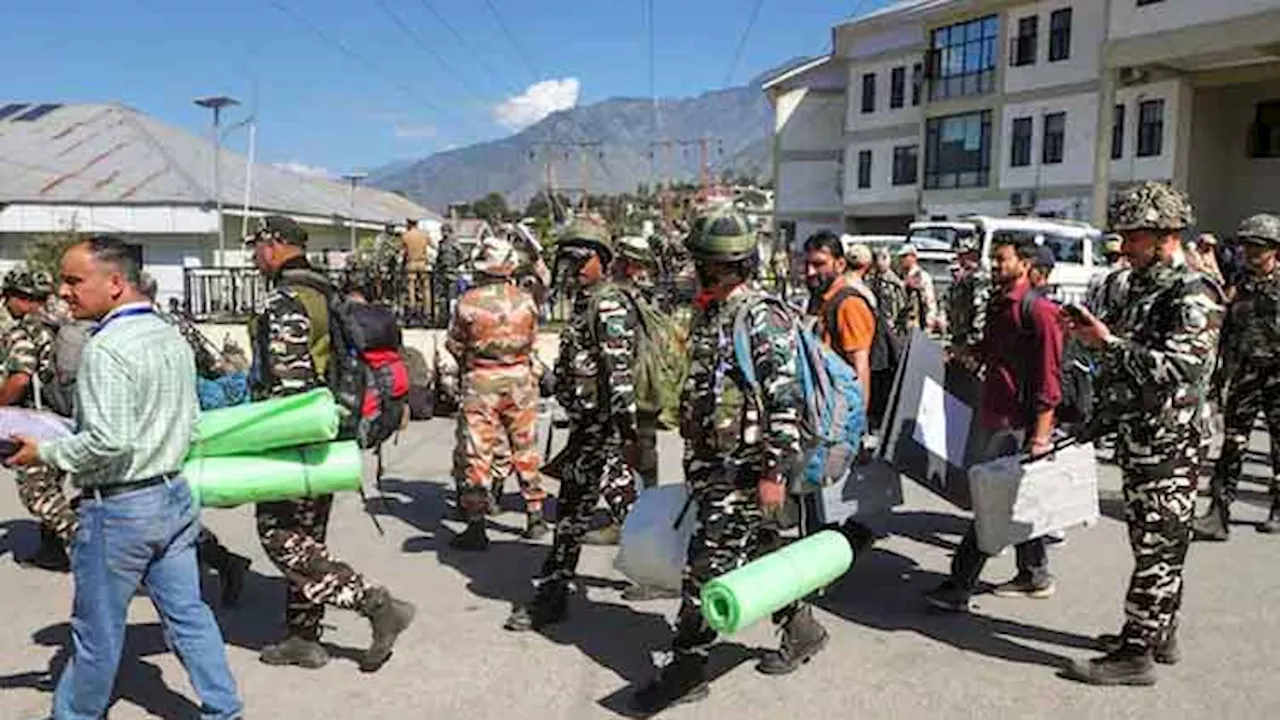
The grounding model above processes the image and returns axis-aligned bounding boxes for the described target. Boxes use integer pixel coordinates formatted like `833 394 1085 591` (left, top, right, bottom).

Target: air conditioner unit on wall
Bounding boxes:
1010 190 1038 213
1118 67 1148 86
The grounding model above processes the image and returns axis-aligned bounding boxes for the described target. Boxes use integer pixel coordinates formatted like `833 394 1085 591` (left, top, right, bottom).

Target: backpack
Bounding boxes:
36 318 93 418
823 284 900 374
731 295 866 491
588 283 687 431
1019 290 1095 428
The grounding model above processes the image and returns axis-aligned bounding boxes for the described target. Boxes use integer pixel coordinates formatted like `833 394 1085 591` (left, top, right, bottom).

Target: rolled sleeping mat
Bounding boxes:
188 388 339 458
700 530 854 636
185 441 362 508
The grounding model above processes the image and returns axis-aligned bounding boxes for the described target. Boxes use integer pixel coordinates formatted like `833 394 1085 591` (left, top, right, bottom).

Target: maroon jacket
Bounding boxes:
978 279 1063 432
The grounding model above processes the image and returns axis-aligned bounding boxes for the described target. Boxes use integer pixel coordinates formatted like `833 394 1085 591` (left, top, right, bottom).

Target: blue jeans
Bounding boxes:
54 478 242 720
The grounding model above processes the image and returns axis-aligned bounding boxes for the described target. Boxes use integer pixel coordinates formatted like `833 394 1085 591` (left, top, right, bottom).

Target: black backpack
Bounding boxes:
824 285 901 373
1019 289 1095 428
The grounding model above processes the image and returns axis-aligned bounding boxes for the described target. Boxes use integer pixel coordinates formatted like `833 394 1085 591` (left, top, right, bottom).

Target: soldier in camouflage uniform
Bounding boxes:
446 234 548 550
632 210 826 715
504 217 642 633
246 215 416 673
1063 183 1224 686
1191 214 1280 541
868 248 909 338
615 235 661 490
1087 234 1132 324
946 233 992 370
1 268 76 571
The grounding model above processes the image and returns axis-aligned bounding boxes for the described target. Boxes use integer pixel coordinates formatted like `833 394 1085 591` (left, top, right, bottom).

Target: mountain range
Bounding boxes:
369 62 809 211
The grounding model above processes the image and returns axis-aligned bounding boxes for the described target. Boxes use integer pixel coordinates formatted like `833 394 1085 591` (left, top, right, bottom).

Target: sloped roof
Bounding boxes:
0 102 437 224
837 0 957 30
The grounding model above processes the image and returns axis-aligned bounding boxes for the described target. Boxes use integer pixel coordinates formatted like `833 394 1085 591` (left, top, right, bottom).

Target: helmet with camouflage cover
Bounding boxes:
685 208 757 262
1236 213 1280 247
1108 181 1195 233
954 232 981 255
2 268 55 298
471 234 519 277
558 216 614 263
616 235 657 267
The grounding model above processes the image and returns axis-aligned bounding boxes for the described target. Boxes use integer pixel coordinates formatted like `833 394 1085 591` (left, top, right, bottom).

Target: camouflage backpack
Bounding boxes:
588 282 688 430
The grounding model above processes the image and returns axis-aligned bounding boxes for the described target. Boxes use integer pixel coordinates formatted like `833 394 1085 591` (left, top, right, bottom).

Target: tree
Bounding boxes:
471 192 510 222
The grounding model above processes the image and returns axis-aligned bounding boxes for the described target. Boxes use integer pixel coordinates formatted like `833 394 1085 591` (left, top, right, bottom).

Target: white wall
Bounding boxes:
1110 79 1182 183
837 20 925 60
846 54 926 132
1003 0 1106 94
843 139 920 207
1110 0 1280 39
776 88 847 153
0 204 219 234
921 198 1010 218
778 160 843 214
1189 79 1280 234
1000 91 1099 188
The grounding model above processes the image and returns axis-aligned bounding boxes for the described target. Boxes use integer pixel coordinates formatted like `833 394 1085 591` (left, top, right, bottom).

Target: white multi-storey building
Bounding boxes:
768 0 1280 245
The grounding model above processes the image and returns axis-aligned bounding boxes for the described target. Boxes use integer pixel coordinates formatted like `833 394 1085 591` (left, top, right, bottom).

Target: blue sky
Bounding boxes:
3 0 886 176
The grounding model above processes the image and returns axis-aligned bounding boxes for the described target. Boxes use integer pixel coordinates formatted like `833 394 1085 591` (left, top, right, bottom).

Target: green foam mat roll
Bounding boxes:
189 388 339 459
185 441 362 508
700 530 853 635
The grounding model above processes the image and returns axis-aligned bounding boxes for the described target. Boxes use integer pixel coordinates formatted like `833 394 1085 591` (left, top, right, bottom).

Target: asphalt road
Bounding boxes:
1 421 1277 719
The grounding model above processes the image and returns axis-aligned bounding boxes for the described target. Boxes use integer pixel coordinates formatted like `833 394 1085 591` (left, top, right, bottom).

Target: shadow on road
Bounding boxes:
883 510 974 552
0 518 41 561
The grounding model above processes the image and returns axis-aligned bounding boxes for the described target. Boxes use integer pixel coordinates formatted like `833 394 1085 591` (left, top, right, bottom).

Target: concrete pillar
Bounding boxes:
1171 78 1195 193
1091 67 1117 229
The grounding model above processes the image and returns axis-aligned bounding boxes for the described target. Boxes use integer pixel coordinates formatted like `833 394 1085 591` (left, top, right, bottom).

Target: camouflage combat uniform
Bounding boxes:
1200 214 1280 534
249 257 377 642
867 270 909 338
1090 184 1224 660
447 278 545 518
947 264 992 358
537 281 639 585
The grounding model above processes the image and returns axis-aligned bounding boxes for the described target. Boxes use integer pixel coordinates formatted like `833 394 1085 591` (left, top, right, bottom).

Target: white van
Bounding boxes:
906 216 1110 304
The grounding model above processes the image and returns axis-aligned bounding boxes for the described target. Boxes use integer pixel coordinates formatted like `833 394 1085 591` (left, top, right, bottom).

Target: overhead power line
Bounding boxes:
372 0 490 105
415 0 520 95
483 0 541 82
723 0 766 87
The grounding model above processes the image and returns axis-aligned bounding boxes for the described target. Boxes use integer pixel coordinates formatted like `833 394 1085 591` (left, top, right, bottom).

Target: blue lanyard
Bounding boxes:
91 306 154 336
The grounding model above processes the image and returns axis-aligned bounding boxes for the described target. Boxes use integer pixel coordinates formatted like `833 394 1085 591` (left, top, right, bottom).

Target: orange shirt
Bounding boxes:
818 275 875 359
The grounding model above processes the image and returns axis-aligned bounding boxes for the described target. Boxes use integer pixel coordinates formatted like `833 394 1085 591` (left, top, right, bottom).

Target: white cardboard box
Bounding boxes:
969 442 1101 554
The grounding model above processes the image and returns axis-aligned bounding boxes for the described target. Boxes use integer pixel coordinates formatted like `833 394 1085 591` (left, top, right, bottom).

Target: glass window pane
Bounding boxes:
985 16 999 37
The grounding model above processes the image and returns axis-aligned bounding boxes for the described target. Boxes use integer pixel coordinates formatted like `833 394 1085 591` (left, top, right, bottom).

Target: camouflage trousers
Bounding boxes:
455 368 545 518
538 423 636 586
15 464 76 543
256 495 375 641
1119 450 1198 652
1211 363 1280 506
672 465 793 660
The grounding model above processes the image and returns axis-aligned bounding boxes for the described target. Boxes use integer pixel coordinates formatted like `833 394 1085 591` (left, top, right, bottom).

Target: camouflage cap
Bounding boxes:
471 235 519 277
558 216 614 262
616 235 656 265
2 268 54 298
955 232 981 254
247 214 308 247
1236 213 1280 246
1108 181 1195 232
685 208 756 262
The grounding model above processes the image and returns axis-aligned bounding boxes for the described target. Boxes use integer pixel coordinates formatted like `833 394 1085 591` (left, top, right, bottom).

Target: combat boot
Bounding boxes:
1063 646 1157 686
359 586 417 673
1258 497 1280 534
756 605 829 675
582 522 621 546
259 636 329 669
503 583 568 632
1190 502 1230 541
21 527 69 573
1095 624 1180 665
450 521 490 551
522 509 550 541
631 654 710 715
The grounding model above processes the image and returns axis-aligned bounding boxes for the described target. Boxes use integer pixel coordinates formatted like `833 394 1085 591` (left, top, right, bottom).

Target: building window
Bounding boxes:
1111 104 1125 159
911 63 923 106
928 15 999 102
892 145 919 186
1251 100 1280 158
890 67 906 109
924 110 992 189
1048 9 1072 62
1011 16 1037 67
1137 99 1164 157
1042 112 1066 164
861 73 876 114
1010 117 1033 167
857 150 873 189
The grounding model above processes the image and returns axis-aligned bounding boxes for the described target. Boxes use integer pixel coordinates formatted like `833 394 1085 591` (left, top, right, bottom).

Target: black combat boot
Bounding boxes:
503 583 569 632
22 526 70 573
450 521 490 551
1063 646 1157 686
259 636 329 669
359 586 418 672
756 605 830 675
1096 623 1180 665
631 654 710 715
522 509 549 540
1258 497 1280 534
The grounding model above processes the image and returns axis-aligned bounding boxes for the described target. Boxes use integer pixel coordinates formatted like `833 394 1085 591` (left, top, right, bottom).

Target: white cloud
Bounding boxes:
394 123 439 139
492 78 581 131
273 161 332 179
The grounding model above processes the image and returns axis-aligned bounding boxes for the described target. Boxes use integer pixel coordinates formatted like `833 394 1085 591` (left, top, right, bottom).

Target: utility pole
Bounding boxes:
531 140 602 215
194 95 240 264
341 172 368 251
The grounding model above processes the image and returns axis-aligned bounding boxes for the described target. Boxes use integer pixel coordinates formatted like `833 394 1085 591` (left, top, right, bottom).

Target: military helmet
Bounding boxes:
1102 233 1124 256
1236 213 1280 247
471 234 519 277
2 268 54 298
955 232 981 255
1108 181 1195 232
685 208 757 262
615 235 656 266
558 216 613 263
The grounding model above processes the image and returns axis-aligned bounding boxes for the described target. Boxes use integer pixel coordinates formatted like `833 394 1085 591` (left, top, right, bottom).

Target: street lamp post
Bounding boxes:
195 95 241 264
341 172 368 252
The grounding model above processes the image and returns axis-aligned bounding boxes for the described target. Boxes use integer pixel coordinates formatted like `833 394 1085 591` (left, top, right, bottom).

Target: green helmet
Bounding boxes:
1237 213 1280 247
2 268 54 298
1108 181 1195 232
616 235 657 266
558 217 613 263
686 209 757 262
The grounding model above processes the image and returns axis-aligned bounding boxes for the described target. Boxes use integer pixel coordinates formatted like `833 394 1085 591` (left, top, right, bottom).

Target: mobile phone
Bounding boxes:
1062 303 1089 322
